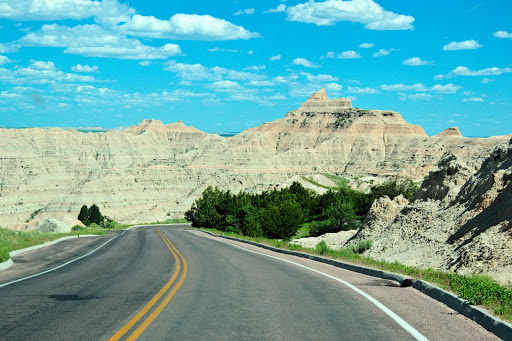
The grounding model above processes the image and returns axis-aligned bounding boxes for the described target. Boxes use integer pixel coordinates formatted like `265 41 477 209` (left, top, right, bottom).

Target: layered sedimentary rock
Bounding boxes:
347 141 512 283
0 90 508 229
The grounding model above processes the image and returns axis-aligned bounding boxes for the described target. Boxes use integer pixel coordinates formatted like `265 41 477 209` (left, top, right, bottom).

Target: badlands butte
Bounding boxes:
1 89 512 280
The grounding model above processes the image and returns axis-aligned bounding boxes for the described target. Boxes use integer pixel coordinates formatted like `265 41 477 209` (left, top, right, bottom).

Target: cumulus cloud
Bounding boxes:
493 31 512 39
19 24 181 59
0 42 20 53
119 14 259 41
164 61 266 82
381 83 459 93
323 50 361 59
347 86 379 94
247 80 273 86
286 0 414 30
209 47 239 52
292 57 319 68
270 54 282 61
481 78 494 84
443 40 482 51
399 93 433 101
0 0 134 23
0 55 13 65
300 72 338 82
266 4 287 13
358 43 374 48
403 57 433 66
437 66 512 79
324 82 343 91
373 48 395 57
234 8 255 16
0 60 95 85
463 97 484 102
71 64 98 73
138 61 151 66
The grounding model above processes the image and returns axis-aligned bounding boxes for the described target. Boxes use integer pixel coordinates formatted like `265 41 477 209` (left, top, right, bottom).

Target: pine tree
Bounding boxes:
88 204 104 226
78 205 90 226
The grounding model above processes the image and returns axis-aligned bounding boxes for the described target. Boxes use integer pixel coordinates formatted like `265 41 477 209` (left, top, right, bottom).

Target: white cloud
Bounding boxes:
430 84 460 93
164 61 265 82
243 65 266 71
0 0 134 23
359 43 374 48
211 80 241 89
247 80 274 86
292 57 319 68
463 91 474 96
463 97 484 102
300 72 338 82
286 0 414 30
120 14 259 40
373 48 394 57
441 66 512 78
339 50 362 59
347 86 379 94
399 93 433 101
0 91 20 98
71 64 98 73
0 60 96 85
324 83 343 91
247 50 254 55
266 4 287 13
381 83 459 93
443 40 483 51
381 83 427 91
209 47 239 52
403 57 433 66
481 78 494 84
0 55 13 65
139 61 151 66
323 50 361 59
447 119 456 125
0 42 20 53
270 54 281 61
19 24 181 60
234 8 255 16
493 31 512 39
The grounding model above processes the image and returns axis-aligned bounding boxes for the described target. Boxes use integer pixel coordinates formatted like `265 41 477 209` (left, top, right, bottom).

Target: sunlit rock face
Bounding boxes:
0 90 508 230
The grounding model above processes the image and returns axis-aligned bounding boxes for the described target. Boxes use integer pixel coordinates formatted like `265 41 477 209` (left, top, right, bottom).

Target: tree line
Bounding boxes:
185 179 418 240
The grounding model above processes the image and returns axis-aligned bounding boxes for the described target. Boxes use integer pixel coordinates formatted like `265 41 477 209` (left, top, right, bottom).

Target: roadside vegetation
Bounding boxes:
186 180 512 322
185 179 417 240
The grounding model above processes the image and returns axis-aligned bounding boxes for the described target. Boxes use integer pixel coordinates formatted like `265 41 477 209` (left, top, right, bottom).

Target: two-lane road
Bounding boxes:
0 225 500 340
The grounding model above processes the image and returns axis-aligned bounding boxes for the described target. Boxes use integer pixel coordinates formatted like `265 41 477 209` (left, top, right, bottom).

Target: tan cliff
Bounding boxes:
0 89 508 230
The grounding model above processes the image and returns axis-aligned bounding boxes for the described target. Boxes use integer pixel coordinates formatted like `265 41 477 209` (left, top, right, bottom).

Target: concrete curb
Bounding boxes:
0 234 98 272
196 229 512 341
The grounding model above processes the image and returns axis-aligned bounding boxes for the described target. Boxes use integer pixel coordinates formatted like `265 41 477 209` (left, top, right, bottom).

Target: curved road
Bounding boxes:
0 225 500 340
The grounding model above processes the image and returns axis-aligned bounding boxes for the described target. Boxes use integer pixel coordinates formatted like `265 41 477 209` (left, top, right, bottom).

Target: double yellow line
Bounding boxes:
109 229 188 341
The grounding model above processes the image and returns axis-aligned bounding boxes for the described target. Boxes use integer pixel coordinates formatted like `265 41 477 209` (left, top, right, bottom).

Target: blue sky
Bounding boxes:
0 0 511 136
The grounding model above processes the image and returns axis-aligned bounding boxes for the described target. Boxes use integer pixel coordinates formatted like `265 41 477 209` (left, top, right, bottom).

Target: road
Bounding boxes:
0 224 500 341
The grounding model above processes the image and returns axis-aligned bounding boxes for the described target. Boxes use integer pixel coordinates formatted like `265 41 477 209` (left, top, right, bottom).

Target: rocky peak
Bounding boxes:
435 127 463 137
128 119 166 134
296 88 352 114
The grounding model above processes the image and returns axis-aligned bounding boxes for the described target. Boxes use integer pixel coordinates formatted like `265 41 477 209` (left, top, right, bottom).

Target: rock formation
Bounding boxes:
0 90 509 231
346 140 512 283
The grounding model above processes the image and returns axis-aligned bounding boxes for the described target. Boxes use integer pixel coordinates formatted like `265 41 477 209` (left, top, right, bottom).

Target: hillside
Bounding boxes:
0 89 508 230
346 140 512 283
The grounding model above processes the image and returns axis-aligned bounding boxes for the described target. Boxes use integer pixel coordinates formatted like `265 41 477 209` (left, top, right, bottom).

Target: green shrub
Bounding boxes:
71 225 86 231
316 240 329 255
348 240 373 254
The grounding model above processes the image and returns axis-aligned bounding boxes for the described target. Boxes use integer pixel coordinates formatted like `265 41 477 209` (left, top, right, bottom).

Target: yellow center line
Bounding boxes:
108 229 186 341
126 232 188 340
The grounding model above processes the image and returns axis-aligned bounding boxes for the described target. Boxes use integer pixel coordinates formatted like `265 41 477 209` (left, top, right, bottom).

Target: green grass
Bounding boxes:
322 173 350 189
0 226 111 263
190 227 512 323
301 176 331 189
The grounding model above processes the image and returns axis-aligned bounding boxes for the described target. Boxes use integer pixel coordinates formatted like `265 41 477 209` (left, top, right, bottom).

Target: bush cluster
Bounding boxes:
77 204 115 228
185 179 418 239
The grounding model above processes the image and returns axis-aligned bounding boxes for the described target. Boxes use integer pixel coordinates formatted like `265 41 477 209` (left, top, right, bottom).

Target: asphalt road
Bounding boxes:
0 224 501 341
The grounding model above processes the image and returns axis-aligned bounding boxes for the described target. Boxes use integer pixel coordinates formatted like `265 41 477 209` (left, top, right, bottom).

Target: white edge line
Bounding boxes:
0 231 125 289
190 231 429 341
